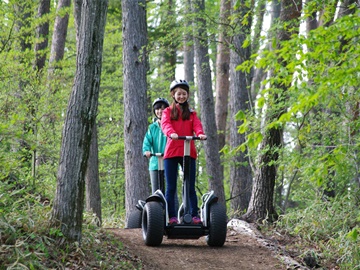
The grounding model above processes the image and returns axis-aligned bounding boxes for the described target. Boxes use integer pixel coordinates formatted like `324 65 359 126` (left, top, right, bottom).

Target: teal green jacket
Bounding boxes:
142 120 167 170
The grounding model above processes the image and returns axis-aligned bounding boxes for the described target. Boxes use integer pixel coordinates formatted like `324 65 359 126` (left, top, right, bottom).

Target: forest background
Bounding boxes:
1 0 360 269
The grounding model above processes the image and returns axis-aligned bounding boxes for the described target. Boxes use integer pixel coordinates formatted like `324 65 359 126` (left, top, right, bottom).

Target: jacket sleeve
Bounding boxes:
142 126 153 154
192 111 205 136
161 107 176 137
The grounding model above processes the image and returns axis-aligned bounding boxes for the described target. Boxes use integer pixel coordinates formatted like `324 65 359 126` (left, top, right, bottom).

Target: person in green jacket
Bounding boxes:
143 98 169 193
142 98 179 210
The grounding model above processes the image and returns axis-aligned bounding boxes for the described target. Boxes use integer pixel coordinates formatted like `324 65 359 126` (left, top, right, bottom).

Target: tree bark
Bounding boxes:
215 0 230 153
183 0 195 98
48 0 71 74
228 0 253 214
160 0 177 81
34 0 50 72
86 124 102 226
51 0 108 242
192 0 225 205
122 0 150 221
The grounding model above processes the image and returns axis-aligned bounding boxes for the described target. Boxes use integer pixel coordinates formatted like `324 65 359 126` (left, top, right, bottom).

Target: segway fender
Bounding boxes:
201 190 218 227
145 189 169 223
136 200 146 211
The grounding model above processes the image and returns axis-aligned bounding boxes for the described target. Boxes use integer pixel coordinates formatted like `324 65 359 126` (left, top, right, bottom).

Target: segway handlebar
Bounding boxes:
143 153 164 157
174 136 207 140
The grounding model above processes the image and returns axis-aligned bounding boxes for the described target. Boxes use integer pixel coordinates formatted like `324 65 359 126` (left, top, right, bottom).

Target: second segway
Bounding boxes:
126 153 165 229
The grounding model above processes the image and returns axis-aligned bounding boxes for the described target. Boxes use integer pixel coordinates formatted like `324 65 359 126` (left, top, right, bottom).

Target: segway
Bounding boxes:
126 153 165 229
142 136 227 247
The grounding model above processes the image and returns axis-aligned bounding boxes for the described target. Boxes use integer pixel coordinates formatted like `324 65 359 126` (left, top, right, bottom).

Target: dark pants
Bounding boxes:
164 157 198 218
149 170 179 211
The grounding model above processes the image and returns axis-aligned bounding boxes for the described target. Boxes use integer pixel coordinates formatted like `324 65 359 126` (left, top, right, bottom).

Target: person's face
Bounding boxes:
155 105 166 119
173 88 188 104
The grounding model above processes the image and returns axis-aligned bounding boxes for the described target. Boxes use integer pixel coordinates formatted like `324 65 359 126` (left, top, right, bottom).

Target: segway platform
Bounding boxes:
165 224 205 239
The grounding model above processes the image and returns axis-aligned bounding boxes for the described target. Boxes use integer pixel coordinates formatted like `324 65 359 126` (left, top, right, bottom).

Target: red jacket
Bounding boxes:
161 104 205 159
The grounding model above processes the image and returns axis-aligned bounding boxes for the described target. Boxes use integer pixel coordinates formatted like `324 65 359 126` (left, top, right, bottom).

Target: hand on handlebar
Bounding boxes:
144 151 151 158
199 134 207 140
170 133 178 140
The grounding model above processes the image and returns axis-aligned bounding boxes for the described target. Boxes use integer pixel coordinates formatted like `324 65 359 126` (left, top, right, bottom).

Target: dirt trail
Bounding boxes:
108 219 307 270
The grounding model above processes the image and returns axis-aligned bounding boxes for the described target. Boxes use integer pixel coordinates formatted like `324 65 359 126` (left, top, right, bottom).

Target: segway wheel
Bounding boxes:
142 201 164 246
126 209 142 228
206 202 227 247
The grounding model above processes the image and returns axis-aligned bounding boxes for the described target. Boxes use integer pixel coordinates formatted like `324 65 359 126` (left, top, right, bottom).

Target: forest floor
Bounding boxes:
106 219 310 270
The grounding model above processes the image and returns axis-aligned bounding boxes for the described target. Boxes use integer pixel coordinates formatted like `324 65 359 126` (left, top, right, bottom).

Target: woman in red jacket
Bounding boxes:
161 79 207 225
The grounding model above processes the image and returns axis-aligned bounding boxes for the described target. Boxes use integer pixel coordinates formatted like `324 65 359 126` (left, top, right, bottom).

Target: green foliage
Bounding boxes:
234 8 360 267
0 182 139 268
276 197 360 268
98 13 125 218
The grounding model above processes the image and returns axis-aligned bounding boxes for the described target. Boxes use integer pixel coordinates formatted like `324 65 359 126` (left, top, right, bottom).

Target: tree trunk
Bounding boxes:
215 0 230 153
228 0 253 214
160 0 177 81
14 2 32 53
242 0 302 223
51 0 108 242
192 0 225 205
34 0 50 72
32 0 50 181
48 0 71 74
250 0 271 102
122 0 150 221
86 124 102 227
183 0 195 97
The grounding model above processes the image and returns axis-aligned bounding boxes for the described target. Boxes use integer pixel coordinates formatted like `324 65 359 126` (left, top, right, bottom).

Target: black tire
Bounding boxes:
206 202 227 247
126 209 142 228
142 201 164 246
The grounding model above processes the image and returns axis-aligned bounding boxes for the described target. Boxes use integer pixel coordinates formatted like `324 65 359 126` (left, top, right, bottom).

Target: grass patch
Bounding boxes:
260 198 360 269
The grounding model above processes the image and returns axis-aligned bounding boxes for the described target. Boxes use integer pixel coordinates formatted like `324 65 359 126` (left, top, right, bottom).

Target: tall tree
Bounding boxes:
183 0 195 85
13 2 33 174
192 0 225 205
74 0 103 224
51 0 108 241
48 0 71 75
160 0 177 81
34 0 50 72
31 0 51 181
228 0 253 214
215 0 230 153
122 0 150 220
250 0 269 102
242 0 302 223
